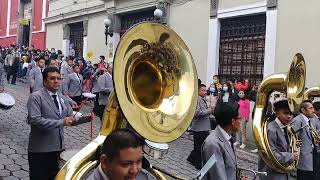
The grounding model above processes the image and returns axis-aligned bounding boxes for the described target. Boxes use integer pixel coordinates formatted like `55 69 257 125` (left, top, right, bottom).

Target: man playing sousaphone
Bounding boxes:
259 99 298 180
291 100 320 179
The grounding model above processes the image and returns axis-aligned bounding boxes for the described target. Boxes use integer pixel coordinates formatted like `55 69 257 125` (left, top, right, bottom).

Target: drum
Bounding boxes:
0 93 15 110
143 140 169 159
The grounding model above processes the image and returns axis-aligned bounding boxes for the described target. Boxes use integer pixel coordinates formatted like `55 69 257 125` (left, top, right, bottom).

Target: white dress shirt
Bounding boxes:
217 125 232 146
47 90 62 115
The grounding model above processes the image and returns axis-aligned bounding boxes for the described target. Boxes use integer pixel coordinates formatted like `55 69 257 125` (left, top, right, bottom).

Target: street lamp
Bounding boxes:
104 18 113 46
154 8 163 18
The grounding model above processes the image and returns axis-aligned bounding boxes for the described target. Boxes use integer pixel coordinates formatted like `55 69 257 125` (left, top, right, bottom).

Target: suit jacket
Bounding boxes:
190 96 212 132
259 120 295 180
29 67 43 92
27 88 73 153
65 73 83 97
291 114 319 171
97 73 113 106
86 165 156 180
202 126 237 180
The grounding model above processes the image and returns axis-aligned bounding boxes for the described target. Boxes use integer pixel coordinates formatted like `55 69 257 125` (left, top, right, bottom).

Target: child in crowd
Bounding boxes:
234 90 250 149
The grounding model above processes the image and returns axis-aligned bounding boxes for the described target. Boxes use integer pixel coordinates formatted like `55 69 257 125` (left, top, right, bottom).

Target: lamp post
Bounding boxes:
154 8 164 22
104 18 113 46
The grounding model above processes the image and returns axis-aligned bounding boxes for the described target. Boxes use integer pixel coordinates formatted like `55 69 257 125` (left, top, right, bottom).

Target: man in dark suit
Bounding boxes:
187 84 214 169
202 102 241 180
27 67 91 180
259 100 298 180
291 100 320 180
86 129 155 180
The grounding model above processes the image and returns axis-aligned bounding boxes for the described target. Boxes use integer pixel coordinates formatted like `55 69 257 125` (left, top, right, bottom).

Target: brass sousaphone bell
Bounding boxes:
253 53 306 173
56 22 198 179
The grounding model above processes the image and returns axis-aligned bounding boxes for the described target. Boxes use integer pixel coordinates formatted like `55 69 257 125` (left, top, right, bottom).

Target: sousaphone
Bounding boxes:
253 53 306 173
56 22 198 179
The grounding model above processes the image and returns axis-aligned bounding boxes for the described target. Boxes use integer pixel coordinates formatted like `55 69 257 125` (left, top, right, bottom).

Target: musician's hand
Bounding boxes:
293 152 299 161
211 105 215 113
64 117 75 126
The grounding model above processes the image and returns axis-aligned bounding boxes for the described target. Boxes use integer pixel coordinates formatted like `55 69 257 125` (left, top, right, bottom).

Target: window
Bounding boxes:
218 14 266 86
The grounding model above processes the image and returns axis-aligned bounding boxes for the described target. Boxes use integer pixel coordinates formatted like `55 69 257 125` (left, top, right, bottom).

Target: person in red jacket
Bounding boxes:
235 78 250 91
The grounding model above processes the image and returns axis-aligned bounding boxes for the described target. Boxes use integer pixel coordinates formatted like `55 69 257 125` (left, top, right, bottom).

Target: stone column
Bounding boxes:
62 24 70 56
16 0 25 46
82 20 88 58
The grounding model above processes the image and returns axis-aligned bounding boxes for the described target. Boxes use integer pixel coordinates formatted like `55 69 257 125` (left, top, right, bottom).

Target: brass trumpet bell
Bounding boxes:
56 22 198 180
253 53 306 173
113 22 198 143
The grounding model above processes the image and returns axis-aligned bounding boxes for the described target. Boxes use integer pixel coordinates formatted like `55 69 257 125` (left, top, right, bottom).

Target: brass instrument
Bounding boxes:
56 22 198 179
253 53 306 173
304 86 320 101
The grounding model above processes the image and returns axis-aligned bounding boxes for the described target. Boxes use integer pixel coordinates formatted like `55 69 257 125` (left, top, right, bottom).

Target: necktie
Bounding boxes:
52 95 59 110
40 68 43 73
77 74 81 83
229 137 235 153
283 127 290 145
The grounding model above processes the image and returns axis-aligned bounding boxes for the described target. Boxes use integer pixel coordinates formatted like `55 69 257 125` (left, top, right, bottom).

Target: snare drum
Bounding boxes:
143 140 169 159
0 93 15 110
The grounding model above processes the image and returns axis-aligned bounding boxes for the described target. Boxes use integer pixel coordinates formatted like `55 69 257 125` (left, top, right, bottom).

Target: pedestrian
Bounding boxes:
26 67 92 180
29 56 45 93
258 99 298 180
187 84 214 170
234 90 250 149
86 129 156 180
96 63 113 121
7 56 20 85
202 102 241 180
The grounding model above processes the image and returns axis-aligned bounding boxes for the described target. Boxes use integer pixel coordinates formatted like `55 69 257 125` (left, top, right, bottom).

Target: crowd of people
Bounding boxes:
187 74 320 180
0 44 116 180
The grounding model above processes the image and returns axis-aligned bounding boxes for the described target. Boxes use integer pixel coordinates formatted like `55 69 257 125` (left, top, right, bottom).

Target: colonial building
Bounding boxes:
44 0 210 76
206 0 320 87
0 0 48 49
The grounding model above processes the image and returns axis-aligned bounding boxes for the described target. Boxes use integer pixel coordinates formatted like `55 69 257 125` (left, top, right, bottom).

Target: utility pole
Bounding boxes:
28 0 34 49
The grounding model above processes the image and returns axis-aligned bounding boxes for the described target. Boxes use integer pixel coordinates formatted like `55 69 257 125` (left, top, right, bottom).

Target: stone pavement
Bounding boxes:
0 81 258 180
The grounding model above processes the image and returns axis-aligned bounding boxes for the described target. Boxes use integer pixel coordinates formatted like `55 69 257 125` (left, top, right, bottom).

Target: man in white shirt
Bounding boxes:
86 129 155 180
259 100 298 180
291 100 320 179
202 102 241 180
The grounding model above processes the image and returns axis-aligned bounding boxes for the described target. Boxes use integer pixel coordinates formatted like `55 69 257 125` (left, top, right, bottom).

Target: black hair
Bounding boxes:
42 67 60 81
100 55 105 60
299 100 313 113
199 84 206 90
314 101 320 111
198 79 202 87
72 63 80 69
101 129 145 162
273 100 291 112
214 102 239 127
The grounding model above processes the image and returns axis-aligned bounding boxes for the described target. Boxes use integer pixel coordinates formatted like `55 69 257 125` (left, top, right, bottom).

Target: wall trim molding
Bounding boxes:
217 2 267 19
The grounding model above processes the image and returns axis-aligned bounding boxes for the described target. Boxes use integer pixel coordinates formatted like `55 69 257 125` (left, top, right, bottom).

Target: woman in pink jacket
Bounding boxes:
234 90 251 149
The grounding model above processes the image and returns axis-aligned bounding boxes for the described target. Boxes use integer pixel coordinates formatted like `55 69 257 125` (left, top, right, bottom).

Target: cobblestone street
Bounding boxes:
0 81 258 180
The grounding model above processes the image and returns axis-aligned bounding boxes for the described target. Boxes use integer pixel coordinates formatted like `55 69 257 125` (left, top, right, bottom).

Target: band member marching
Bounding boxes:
291 100 320 180
259 99 298 180
202 102 241 180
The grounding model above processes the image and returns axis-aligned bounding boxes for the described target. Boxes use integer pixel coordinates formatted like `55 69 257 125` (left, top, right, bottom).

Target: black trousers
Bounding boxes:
71 95 83 105
28 151 61 180
297 169 313 180
187 131 209 170
7 66 17 84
